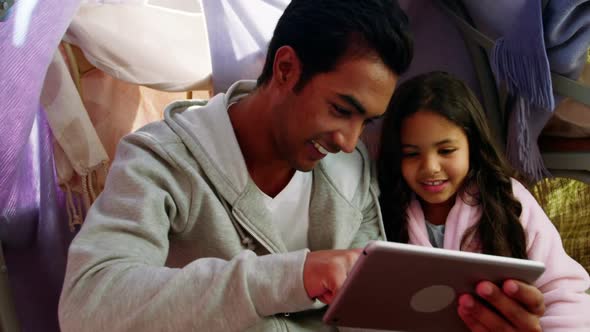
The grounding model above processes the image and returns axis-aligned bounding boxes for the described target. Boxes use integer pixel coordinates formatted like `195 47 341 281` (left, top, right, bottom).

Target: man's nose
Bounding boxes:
333 122 364 153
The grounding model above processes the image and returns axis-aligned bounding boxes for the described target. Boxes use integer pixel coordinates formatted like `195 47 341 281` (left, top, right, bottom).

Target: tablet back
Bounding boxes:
323 241 545 331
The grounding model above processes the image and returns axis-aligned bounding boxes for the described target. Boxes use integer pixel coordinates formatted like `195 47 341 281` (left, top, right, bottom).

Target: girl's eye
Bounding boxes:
439 148 456 155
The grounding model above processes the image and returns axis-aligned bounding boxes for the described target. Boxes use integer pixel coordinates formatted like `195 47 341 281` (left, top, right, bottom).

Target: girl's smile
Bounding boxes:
419 179 449 193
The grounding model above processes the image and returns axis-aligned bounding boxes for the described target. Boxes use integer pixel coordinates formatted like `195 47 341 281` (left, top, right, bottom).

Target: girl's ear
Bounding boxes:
271 46 302 90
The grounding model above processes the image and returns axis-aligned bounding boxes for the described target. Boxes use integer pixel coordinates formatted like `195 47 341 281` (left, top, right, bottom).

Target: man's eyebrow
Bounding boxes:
337 94 367 115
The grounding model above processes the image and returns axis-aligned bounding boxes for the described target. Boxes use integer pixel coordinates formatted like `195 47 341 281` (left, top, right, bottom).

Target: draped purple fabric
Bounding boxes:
0 1 80 330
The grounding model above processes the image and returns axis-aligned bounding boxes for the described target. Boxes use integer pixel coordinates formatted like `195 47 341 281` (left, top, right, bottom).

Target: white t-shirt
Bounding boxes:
260 171 312 251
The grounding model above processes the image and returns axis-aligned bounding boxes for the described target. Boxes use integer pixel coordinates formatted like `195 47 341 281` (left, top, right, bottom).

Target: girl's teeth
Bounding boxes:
313 141 329 155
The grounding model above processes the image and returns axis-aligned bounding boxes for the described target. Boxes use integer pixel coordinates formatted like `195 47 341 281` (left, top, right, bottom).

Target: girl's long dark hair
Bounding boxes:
377 71 527 259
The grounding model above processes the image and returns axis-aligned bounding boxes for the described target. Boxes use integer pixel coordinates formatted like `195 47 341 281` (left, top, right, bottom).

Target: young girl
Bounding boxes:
377 71 590 330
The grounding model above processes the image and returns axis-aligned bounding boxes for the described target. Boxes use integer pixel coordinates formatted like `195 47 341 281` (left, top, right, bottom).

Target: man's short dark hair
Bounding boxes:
256 0 413 91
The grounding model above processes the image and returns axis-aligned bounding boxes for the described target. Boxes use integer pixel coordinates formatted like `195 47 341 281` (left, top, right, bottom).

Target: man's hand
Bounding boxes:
303 248 362 304
458 279 545 332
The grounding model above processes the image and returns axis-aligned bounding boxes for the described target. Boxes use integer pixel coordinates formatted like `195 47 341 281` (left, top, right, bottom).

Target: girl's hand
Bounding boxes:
457 279 545 332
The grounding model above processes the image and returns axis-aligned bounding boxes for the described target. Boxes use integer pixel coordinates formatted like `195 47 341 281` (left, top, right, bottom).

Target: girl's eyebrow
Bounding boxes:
401 139 458 149
434 139 455 145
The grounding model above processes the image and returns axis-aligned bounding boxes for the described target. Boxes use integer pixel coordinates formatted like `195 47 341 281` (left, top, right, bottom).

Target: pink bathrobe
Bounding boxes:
405 179 590 331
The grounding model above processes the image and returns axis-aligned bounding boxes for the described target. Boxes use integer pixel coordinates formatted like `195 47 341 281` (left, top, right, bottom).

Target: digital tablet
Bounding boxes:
322 240 545 332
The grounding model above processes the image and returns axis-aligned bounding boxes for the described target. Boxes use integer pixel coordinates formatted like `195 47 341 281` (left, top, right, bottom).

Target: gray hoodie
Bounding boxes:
58 81 383 331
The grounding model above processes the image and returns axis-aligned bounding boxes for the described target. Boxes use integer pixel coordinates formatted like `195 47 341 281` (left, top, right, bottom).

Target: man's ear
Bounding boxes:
272 46 301 90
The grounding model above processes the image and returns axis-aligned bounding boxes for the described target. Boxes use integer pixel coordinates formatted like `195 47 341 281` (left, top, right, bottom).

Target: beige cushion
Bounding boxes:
542 54 590 138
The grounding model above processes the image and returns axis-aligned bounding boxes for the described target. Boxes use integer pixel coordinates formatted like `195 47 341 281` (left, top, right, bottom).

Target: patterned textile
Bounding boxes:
532 177 590 274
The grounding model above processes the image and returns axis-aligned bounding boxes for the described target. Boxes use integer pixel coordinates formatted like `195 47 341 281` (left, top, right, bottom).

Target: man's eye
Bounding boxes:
331 104 352 117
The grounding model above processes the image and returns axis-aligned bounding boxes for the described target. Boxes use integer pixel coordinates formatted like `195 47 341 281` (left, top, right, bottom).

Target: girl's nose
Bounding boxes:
421 155 442 174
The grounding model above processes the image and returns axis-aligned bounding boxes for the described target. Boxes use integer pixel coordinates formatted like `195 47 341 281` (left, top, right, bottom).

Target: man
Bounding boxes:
58 1 544 331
